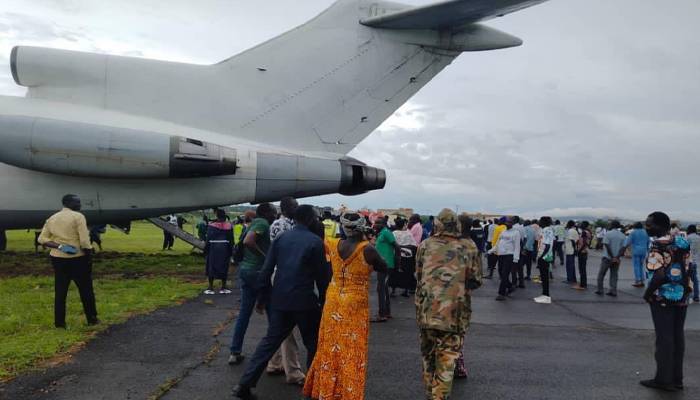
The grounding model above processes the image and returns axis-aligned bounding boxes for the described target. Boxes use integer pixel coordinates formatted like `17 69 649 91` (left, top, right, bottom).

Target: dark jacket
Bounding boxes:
257 225 329 311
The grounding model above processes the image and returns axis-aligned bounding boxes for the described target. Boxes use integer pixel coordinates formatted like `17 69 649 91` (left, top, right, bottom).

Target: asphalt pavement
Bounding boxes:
1 250 698 400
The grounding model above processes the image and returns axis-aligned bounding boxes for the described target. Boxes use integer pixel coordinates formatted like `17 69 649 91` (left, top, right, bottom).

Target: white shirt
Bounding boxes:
493 228 521 262
487 224 495 242
687 233 700 265
565 228 580 255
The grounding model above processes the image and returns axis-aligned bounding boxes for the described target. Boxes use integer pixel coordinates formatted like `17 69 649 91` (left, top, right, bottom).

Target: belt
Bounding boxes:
208 240 230 243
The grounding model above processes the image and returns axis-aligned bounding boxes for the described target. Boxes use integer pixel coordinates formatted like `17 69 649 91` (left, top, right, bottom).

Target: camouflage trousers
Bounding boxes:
419 329 464 400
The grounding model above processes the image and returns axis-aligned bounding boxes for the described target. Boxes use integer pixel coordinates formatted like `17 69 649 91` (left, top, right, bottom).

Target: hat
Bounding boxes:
435 208 459 235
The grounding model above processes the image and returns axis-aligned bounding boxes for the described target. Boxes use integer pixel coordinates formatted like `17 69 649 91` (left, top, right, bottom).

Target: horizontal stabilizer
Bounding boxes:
361 0 549 30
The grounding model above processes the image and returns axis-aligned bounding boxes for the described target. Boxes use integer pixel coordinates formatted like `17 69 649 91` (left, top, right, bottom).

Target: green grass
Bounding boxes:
0 276 203 381
6 220 201 254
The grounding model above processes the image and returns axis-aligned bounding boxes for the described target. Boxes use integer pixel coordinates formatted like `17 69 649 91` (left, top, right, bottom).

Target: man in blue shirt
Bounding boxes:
523 220 536 280
626 222 650 287
233 205 329 399
595 220 627 297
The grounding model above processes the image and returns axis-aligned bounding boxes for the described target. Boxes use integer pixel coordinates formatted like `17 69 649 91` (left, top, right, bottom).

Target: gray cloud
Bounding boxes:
1 0 699 220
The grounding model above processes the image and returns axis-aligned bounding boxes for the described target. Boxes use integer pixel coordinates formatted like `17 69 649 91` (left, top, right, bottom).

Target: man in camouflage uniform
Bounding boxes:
415 208 483 400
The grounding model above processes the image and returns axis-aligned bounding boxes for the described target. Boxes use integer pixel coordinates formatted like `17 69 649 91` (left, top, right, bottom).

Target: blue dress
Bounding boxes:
205 222 234 280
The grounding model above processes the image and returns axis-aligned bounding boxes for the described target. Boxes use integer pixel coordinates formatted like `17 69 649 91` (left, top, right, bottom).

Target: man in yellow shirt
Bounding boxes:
38 194 97 328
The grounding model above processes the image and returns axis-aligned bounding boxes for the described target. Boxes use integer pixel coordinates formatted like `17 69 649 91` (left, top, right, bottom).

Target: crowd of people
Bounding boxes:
33 193 697 398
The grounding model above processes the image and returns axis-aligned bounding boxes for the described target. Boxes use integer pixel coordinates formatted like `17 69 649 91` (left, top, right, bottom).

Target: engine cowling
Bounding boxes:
0 115 237 178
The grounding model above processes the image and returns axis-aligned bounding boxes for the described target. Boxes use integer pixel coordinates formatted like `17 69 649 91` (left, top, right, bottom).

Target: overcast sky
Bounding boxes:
1 0 699 220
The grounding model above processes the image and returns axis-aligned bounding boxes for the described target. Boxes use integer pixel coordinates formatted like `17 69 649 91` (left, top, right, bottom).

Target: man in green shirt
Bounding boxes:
229 202 277 365
373 219 398 322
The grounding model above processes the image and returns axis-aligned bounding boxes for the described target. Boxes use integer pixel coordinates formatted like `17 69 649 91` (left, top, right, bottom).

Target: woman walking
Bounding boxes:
303 212 387 400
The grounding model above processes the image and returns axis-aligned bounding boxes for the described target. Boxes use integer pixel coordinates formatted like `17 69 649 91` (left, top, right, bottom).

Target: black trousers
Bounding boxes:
239 307 321 388
487 253 498 275
0 229 6 251
523 250 533 278
650 303 687 385
554 241 564 265
511 256 524 286
52 256 97 326
537 258 550 296
162 231 174 249
376 271 391 317
578 253 588 287
497 255 514 296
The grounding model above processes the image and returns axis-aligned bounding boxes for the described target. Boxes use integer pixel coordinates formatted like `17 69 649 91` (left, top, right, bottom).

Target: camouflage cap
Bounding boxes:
435 208 459 235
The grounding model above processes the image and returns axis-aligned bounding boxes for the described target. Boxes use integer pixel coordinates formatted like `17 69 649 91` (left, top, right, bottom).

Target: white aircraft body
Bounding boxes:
0 0 548 230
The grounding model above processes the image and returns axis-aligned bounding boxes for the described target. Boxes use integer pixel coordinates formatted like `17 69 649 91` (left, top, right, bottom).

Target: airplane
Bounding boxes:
0 0 549 234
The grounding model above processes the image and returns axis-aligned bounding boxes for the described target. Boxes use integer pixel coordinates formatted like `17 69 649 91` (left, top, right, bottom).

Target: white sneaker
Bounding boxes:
203 289 216 295
534 295 552 304
219 289 232 295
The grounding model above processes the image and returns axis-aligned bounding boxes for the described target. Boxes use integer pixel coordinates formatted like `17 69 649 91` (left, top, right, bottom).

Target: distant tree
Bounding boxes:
594 219 609 228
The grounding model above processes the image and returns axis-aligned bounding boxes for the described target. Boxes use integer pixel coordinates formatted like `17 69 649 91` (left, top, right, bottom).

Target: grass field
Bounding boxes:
5 220 201 254
0 220 217 382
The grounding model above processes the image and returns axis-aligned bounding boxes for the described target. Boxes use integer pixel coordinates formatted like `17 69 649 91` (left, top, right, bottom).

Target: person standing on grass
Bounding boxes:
265 196 307 386
228 202 277 365
685 225 700 304
204 209 233 295
640 212 692 392
596 220 627 297
564 220 579 285
626 222 651 288
534 217 554 304
572 221 591 290
162 214 177 250
38 194 98 328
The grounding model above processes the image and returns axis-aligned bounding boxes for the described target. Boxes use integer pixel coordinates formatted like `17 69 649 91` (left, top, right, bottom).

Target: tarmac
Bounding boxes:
1 250 698 400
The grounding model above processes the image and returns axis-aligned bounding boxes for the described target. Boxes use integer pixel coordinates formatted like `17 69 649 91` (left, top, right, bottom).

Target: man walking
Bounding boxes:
553 220 566 266
232 205 329 399
596 221 627 297
416 209 482 400
564 220 579 285
229 203 277 365
489 217 520 301
264 197 306 385
38 194 98 328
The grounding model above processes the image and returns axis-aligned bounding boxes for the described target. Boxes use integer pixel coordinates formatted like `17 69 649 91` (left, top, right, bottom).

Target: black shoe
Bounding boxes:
55 323 66 329
87 318 100 326
232 384 256 399
675 384 684 390
606 292 617 297
495 295 506 301
524 277 531 281
518 284 526 289
228 353 245 365
639 379 678 392
594 291 604 295
484 275 493 280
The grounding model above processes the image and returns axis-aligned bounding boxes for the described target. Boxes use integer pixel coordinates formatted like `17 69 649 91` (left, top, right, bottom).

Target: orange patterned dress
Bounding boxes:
303 239 371 400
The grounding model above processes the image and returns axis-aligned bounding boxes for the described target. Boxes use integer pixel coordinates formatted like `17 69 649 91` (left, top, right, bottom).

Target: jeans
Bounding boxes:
578 253 588 288
239 307 321 388
230 270 262 354
632 253 647 283
497 255 514 296
650 303 686 385
690 263 699 300
52 256 97 326
377 271 391 317
597 258 619 295
565 254 577 283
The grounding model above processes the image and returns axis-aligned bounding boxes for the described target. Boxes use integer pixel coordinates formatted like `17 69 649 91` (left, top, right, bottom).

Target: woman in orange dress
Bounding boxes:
303 212 387 400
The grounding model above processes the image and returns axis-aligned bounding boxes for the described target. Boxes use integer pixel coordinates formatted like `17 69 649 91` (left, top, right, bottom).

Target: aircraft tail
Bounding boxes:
10 0 547 155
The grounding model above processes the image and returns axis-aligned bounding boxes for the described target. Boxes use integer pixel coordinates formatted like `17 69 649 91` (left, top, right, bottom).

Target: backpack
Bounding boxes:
232 227 248 263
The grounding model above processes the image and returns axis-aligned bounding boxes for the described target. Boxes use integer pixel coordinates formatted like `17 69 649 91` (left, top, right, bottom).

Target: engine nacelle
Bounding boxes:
0 115 237 178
